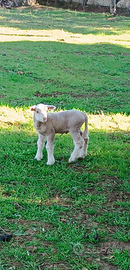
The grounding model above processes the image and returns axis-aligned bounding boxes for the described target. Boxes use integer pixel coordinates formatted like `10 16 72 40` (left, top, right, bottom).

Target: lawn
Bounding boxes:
0 5 130 270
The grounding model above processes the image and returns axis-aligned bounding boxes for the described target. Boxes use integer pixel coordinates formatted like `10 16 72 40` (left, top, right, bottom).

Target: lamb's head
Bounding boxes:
30 103 56 123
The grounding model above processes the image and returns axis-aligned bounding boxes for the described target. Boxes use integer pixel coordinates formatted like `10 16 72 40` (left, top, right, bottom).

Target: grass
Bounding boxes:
0 5 130 270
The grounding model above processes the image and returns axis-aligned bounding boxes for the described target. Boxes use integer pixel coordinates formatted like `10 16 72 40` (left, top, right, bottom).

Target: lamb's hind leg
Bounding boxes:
69 129 85 163
80 131 89 158
83 137 89 157
35 134 46 161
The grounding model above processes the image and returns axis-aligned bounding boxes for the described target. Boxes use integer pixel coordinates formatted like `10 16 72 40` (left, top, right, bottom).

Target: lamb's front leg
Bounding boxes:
46 133 55 165
35 134 46 161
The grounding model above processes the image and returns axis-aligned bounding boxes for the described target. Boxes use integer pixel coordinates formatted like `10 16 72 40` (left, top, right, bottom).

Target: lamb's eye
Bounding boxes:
36 111 39 114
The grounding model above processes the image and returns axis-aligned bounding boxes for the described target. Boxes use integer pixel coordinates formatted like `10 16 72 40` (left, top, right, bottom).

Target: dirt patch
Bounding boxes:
101 240 130 252
45 195 70 207
2 191 12 197
74 51 83 55
125 131 130 136
66 91 109 99
0 94 6 98
98 263 117 270
102 175 119 181
105 192 130 207
84 240 130 270
108 54 115 57
34 90 110 99
39 262 68 270
101 176 130 197
6 261 24 269
0 66 8 73
69 163 87 172
8 219 54 248
34 90 63 98
9 218 46 226
122 53 130 57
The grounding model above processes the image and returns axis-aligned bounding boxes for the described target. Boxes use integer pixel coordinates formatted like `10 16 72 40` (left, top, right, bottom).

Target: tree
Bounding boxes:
110 0 120 15
82 0 88 10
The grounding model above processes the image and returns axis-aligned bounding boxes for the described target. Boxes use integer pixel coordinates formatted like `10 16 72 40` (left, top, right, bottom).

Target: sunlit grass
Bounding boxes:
0 106 31 125
0 26 130 46
0 106 130 132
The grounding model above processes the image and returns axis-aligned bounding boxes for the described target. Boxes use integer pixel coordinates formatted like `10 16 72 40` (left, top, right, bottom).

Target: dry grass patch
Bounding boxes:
0 106 130 132
0 26 130 46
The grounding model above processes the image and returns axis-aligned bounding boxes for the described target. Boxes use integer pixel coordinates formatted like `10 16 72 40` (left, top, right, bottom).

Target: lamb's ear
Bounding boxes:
30 105 36 111
47 105 56 110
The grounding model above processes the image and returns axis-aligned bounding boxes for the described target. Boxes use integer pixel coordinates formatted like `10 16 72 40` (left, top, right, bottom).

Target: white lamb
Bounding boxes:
31 103 89 165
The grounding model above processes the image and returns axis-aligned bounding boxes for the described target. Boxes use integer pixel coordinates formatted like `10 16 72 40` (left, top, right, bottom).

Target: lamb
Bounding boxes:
31 103 89 165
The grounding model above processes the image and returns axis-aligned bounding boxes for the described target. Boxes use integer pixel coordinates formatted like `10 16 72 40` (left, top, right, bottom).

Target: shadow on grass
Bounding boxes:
0 126 129 192
0 126 130 269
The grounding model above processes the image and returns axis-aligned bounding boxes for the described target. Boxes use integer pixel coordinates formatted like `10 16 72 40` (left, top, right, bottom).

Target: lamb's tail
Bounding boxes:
81 113 89 146
80 113 89 157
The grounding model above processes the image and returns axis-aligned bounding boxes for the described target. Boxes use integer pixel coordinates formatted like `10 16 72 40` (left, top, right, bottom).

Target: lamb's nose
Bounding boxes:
43 118 47 122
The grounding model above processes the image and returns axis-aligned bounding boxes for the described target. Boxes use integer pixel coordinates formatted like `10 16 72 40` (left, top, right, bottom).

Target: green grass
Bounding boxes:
0 40 130 114
0 6 130 270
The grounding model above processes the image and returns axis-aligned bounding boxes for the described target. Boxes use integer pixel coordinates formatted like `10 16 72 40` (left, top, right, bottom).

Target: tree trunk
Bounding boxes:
110 0 117 15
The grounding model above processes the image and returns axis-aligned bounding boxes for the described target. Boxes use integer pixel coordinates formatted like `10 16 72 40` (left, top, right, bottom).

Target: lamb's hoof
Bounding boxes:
69 157 76 163
34 155 42 161
47 159 55 165
78 154 86 159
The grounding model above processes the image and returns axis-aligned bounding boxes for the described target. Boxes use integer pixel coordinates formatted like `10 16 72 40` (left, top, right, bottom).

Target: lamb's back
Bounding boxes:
48 110 85 134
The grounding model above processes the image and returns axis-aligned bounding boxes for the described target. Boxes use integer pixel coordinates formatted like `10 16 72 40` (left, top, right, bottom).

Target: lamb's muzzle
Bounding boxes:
30 103 89 165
